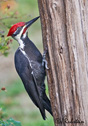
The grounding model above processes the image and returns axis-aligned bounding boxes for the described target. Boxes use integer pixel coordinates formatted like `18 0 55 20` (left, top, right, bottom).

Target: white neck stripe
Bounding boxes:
18 39 25 49
19 47 33 71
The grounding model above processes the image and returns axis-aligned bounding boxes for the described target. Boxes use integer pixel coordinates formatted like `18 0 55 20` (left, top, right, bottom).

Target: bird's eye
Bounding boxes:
18 27 22 30
16 27 22 31
13 27 22 36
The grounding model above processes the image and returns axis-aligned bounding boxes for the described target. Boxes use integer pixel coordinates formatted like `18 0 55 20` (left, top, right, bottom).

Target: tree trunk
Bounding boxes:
38 0 88 126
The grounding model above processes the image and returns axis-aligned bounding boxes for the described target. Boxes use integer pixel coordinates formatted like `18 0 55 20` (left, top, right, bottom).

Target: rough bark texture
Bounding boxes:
38 0 88 126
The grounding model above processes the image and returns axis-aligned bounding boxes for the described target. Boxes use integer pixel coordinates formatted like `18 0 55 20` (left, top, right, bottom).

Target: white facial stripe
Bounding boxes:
22 33 26 39
19 25 26 36
14 25 26 40
14 25 27 49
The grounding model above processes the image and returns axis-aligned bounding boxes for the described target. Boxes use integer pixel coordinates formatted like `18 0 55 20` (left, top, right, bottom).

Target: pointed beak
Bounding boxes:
25 16 40 29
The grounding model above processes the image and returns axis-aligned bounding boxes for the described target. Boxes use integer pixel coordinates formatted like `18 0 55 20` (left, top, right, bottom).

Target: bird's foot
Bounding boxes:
42 59 49 69
42 47 49 70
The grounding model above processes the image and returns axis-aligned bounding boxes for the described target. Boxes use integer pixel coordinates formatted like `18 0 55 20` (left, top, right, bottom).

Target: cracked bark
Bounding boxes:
38 0 88 126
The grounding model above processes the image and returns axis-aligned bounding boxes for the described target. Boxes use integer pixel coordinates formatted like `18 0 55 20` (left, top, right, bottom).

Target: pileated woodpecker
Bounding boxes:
7 16 52 120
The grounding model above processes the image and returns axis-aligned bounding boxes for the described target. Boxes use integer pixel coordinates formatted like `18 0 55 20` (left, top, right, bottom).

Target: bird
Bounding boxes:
7 16 52 120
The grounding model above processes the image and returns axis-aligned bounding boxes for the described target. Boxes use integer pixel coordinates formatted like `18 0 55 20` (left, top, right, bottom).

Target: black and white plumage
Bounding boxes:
7 17 52 120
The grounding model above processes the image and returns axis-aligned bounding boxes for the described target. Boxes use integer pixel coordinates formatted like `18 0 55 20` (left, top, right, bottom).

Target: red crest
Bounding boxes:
7 22 25 36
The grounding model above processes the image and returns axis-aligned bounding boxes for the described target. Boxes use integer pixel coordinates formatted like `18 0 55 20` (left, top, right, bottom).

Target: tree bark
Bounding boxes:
38 0 88 126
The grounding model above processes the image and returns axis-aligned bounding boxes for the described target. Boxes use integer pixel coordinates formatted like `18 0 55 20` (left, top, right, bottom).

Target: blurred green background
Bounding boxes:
0 0 54 126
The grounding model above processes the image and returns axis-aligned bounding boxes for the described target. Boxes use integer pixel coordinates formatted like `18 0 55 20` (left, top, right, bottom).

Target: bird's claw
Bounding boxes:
42 59 49 70
43 46 48 56
42 47 49 70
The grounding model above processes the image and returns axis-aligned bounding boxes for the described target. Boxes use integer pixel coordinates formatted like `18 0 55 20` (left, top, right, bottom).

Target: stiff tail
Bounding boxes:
39 108 46 120
43 94 53 116
39 94 52 120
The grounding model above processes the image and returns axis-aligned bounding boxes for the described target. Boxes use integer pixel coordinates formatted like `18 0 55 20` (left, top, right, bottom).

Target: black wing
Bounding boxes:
14 49 46 119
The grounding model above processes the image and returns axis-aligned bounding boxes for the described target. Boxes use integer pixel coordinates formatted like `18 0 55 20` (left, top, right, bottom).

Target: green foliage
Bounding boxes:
0 79 54 126
0 80 24 126
5 80 25 97
0 4 16 56
0 35 12 56
0 0 40 56
0 118 21 126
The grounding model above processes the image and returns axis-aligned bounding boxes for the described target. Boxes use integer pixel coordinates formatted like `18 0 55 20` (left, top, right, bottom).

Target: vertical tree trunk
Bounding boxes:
38 0 88 126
